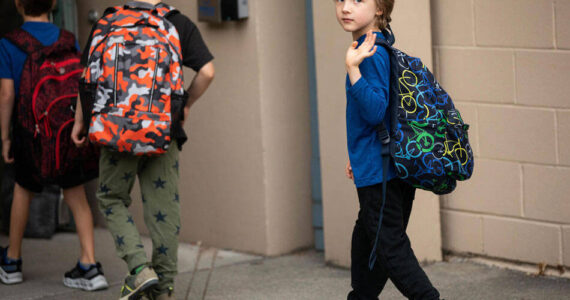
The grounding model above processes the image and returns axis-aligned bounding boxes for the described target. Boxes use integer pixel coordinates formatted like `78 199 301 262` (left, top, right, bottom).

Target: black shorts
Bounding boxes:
12 138 99 194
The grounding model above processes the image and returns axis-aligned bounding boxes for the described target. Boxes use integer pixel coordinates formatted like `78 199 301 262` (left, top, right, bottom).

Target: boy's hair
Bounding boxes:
16 0 55 17
375 0 394 30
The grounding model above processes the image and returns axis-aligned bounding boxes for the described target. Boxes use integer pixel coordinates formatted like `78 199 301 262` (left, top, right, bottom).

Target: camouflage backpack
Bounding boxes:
81 1 186 155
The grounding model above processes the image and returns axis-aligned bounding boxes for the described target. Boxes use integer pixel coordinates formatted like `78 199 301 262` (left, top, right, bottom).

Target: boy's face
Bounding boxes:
335 0 381 35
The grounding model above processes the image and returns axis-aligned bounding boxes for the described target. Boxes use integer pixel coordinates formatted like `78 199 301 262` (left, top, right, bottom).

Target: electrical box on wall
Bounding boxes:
198 0 248 23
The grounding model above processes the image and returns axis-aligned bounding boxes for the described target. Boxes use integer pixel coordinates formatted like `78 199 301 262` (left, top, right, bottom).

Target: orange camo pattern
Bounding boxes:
84 4 184 155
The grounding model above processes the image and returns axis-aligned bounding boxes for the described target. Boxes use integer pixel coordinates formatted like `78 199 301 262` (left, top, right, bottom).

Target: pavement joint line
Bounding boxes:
446 254 570 280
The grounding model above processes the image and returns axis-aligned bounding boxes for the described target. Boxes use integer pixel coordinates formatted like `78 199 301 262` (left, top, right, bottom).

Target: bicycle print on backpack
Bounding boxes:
377 29 474 195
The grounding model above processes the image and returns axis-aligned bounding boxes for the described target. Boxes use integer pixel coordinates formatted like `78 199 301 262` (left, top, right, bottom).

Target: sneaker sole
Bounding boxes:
119 277 159 300
63 274 109 291
0 267 23 285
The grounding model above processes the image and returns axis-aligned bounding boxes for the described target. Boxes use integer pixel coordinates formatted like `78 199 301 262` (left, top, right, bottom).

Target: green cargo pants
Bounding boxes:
97 143 181 291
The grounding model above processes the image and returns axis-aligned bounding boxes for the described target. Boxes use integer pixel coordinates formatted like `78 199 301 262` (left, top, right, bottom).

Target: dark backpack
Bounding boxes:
367 28 475 270
376 28 474 195
5 29 99 181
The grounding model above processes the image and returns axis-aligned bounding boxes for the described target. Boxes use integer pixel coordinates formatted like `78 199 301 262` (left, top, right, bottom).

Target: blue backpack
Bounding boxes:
368 28 474 270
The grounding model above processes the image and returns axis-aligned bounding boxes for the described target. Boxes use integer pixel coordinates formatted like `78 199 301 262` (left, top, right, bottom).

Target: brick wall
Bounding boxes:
432 0 570 267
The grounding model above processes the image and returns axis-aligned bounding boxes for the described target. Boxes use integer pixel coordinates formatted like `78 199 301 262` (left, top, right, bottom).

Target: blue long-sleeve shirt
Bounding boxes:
346 32 396 188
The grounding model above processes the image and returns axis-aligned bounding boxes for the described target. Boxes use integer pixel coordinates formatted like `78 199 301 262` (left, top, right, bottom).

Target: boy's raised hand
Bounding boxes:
345 31 377 71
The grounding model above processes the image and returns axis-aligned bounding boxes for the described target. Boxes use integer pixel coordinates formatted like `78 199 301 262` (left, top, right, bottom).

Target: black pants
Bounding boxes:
347 178 440 300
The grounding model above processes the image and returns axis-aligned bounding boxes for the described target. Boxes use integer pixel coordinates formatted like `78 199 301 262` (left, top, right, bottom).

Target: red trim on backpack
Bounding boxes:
40 58 81 70
55 118 75 171
32 69 83 137
38 94 78 138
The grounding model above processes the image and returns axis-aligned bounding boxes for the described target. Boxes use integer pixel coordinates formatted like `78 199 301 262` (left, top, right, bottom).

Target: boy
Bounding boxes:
0 0 107 291
335 0 441 299
72 1 215 299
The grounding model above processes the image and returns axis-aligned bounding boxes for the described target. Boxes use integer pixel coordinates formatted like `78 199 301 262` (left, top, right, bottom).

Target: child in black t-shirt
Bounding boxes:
71 1 215 299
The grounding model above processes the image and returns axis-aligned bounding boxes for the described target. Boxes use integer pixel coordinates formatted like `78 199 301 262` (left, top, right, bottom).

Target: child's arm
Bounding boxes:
0 78 15 163
71 69 88 147
182 61 215 125
345 31 389 125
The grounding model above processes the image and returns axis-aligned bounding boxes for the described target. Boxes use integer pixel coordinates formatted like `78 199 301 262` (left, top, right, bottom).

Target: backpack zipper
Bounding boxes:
148 47 161 112
32 70 82 137
39 94 77 138
113 43 121 106
55 118 75 171
40 58 80 70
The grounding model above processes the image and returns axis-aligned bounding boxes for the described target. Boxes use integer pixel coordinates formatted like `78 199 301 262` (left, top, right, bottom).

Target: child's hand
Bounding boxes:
2 139 13 163
345 160 353 180
71 120 88 147
345 31 377 71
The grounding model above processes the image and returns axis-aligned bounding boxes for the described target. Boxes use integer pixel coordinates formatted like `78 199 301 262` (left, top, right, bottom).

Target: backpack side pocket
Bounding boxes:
78 79 97 131
170 91 188 150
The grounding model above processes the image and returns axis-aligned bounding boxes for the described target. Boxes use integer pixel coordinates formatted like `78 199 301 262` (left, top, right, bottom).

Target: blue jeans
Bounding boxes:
347 179 440 300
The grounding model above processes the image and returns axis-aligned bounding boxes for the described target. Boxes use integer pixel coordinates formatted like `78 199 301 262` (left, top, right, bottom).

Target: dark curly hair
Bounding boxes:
16 0 55 17
375 0 394 30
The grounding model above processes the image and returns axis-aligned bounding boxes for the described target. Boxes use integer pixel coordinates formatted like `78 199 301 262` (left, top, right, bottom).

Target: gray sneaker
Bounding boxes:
0 247 23 285
119 266 159 300
63 262 108 291
153 287 175 300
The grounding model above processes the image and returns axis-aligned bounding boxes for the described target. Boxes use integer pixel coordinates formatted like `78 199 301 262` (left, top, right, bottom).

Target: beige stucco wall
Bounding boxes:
432 0 570 267
76 0 313 256
312 0 442 267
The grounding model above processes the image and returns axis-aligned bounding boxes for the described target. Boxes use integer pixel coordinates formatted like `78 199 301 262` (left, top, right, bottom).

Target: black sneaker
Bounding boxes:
0 246 23 284
63 262 109 291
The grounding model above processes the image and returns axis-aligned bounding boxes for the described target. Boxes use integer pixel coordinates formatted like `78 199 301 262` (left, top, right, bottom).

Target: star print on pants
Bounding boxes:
100 184 110 195
104 207 113 217
122 172 134 182
157 244 168 255
154 211 167 223
153 177 166 189
116 236 125 247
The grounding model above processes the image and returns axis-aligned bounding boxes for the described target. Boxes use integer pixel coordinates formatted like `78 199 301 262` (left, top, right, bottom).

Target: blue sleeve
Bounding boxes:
76 40 81 52
346 48 390 125
0 40 13 79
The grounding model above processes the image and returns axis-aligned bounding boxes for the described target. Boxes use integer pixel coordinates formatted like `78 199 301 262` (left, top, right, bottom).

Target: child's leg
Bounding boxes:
138 144 180 293
375 179 439 300
62 184 95 264
348 185 391 300
7 183 34 259
97 148 148 272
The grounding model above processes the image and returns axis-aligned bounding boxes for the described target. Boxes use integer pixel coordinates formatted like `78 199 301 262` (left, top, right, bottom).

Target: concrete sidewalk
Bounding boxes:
1 229 570 299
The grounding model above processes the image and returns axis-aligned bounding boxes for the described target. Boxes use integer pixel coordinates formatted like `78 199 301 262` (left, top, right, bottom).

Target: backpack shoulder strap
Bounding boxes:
381 25 396 46
124 1 154 10
4 28 44 55
103 6 120 17
154 3 179 19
